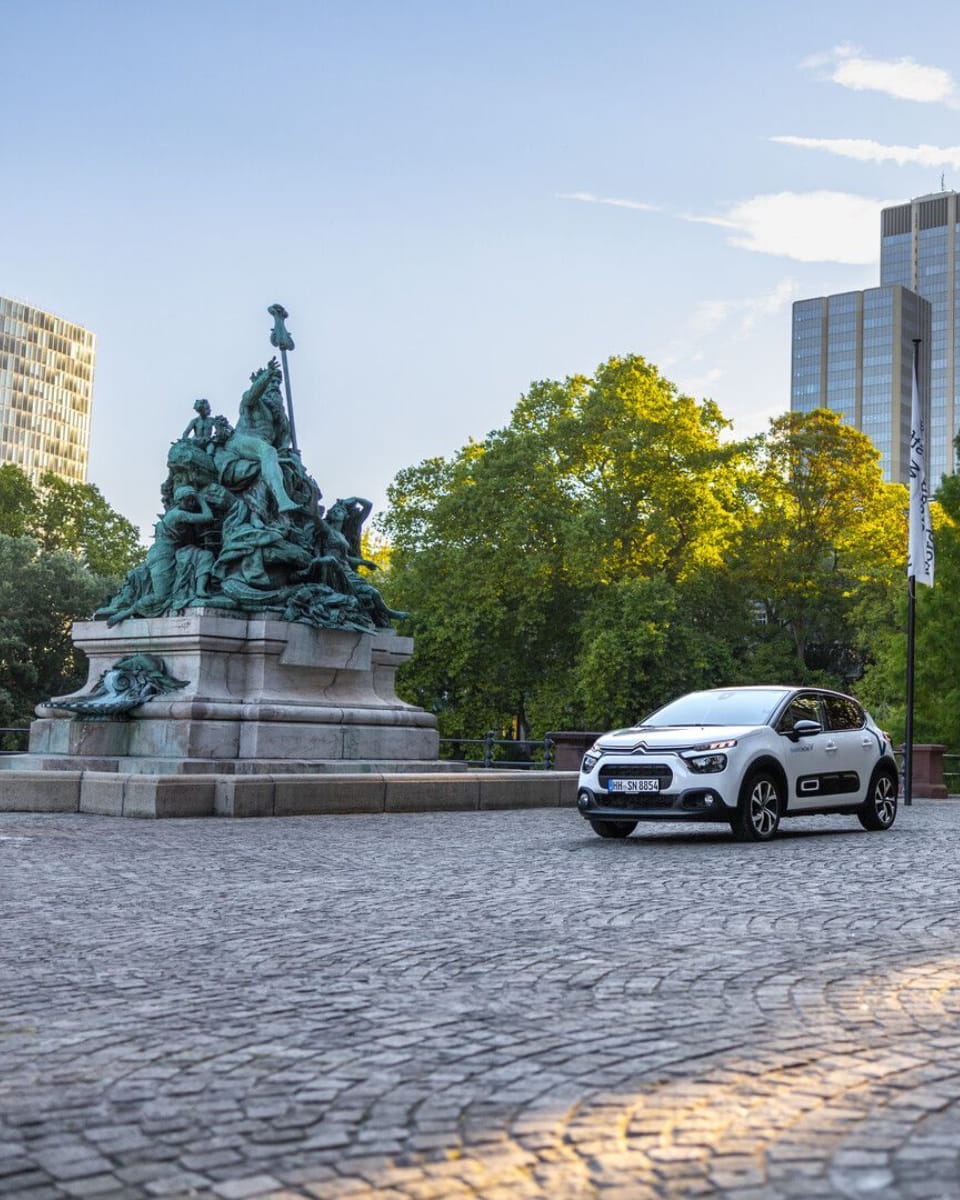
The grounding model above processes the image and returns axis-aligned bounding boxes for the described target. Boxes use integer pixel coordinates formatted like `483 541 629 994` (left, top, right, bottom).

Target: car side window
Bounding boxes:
823 695 864 731
778 693 821 733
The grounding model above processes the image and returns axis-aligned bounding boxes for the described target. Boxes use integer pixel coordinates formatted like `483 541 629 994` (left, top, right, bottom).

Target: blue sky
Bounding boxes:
3 0 960 538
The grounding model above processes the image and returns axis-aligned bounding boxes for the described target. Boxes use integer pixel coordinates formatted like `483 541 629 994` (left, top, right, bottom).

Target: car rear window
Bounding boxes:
640 689 790 728
823 694 865 730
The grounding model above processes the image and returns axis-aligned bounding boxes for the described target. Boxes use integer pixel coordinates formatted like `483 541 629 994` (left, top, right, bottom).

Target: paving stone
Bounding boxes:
4 805 960 1196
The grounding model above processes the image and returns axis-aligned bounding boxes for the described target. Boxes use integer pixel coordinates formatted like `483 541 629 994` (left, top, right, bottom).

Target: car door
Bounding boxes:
820 693 873 804
776 692 840 811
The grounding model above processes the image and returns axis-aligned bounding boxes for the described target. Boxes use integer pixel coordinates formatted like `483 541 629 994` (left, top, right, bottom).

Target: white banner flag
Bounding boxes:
908 357 935 586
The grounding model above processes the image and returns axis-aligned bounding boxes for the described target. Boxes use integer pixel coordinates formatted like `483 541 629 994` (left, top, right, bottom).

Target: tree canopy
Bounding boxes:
0 466 143 725
379 358 908 742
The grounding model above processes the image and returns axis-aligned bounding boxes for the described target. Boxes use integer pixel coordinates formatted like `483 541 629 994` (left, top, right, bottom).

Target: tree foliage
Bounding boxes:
0 535 114 725
734 410 906 683
380 356 759 736
379 364 908 742
859 472 959 745
0 466 144 724
33 472 143 578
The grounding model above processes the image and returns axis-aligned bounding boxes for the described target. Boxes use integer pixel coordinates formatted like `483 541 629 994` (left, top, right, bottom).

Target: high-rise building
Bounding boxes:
880 191 960 485
790 285 930 485
0 296 95 485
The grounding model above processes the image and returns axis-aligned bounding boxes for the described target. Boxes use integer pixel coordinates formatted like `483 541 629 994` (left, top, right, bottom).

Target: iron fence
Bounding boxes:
942 753 960 796
0 727 29 754
438 733 554 769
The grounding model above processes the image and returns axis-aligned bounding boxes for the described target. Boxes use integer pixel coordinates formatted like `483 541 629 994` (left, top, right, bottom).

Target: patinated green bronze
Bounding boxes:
51 654 187 718
96 308 406 633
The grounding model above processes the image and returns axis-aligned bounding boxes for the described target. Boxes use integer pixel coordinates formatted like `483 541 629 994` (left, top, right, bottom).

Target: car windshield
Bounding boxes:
637 688 791 729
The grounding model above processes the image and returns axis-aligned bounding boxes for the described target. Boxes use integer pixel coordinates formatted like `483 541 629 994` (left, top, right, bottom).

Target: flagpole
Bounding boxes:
904 337 922 807
904 571 916 807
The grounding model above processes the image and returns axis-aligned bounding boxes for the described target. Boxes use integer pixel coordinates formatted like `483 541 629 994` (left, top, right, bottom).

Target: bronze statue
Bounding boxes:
96 307 403 634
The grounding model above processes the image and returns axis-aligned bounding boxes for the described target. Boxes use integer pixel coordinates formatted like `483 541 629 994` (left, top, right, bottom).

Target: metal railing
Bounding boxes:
0 727 29 754
438 733 554 769
942 753 960 796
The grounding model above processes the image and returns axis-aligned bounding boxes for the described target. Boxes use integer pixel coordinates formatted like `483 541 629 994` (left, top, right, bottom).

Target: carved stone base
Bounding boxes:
1 610 451 776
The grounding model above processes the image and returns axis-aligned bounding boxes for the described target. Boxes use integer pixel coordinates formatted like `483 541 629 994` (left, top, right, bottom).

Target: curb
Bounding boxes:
0 769 579 819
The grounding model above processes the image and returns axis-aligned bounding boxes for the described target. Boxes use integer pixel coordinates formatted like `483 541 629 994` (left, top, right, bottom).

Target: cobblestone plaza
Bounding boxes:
3 804 960 1198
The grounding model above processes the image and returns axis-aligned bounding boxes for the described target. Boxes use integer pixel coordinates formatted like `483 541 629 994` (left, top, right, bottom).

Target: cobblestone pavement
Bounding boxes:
3 805 960 1199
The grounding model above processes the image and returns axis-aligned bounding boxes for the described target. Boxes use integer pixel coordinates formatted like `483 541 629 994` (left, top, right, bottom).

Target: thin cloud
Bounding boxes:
663 279 798 400
772 135 960 170
558 191 660 212
680 366 723 393
802 45 960 107
683 191 882 264
690 279 799 339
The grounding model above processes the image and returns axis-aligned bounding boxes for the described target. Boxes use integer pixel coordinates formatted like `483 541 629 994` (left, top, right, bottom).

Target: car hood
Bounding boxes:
596 724 760 752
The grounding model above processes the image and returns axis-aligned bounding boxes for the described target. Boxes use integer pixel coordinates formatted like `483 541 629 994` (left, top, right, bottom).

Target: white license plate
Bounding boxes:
608 778 659 794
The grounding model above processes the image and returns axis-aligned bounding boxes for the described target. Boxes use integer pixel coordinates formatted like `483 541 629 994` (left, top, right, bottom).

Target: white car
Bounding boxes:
576 686 899 842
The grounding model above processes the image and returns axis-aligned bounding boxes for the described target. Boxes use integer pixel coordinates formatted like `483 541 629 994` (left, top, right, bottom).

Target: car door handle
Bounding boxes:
861 737 874 748
824 741 838 752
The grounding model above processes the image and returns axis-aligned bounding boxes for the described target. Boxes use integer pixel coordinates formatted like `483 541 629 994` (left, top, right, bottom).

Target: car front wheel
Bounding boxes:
731 771 782 842
858 767 898 831
589 819 637 839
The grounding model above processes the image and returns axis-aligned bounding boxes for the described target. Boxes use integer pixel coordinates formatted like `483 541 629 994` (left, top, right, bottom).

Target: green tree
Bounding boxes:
733 410 905 684
859 472 960 746
0 466 144 725
0 535 112 726
0 463 39 536
380 356 755 738
33 472 143 578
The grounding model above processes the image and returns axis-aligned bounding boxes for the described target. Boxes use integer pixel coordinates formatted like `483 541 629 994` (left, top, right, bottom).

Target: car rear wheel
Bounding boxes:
858 766 898 831
589 819 637 839
731 771 782 842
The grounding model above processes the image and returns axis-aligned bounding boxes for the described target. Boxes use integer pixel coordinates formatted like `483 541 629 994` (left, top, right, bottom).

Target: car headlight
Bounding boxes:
682 752 728 773
581 742 603 772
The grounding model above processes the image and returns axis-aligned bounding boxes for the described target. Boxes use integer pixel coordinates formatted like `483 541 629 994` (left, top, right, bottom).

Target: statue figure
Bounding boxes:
95 306 410 635
220 359 300 514
181 398 216 447
97 486 216 624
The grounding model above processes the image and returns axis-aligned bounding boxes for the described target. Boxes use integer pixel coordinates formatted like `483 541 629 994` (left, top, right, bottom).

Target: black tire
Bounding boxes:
731 771 782 842
858 766 898 831
589 819 637 839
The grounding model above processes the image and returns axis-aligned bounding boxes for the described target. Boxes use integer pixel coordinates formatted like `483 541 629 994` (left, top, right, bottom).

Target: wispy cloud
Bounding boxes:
661 278 798 402
802 44 960 107
772 135 960 170
558 191 660 212
559 186 884 266
689 278 800 340
683 191 882 264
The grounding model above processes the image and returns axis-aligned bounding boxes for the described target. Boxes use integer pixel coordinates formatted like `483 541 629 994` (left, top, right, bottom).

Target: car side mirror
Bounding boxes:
785 718 822 742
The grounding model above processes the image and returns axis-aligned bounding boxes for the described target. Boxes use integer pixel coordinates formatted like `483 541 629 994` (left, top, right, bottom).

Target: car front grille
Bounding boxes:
598 763 674 789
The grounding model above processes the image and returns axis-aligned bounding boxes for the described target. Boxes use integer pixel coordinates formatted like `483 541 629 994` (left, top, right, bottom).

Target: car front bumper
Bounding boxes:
576 784 735 822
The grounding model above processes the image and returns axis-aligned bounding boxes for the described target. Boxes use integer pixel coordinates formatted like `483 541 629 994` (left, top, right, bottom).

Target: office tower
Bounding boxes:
881 191 959 484
790 286 930 485
0 296 95 485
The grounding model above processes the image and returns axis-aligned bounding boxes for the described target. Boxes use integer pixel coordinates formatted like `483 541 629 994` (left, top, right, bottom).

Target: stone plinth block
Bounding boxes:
0 770 80 813
384 774 481 812
478 772 566 809
7 611 445 776
0 769 580 817
273 775 387 816
910 743 949 799
548 731 604 772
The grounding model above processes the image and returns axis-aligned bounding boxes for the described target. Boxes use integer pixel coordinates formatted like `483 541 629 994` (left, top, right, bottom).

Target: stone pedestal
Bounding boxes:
548 731 604 771
2 610 450 775
909 743 949 799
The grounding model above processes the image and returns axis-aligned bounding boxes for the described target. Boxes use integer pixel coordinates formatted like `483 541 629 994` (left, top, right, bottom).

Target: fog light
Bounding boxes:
577 790 593 810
